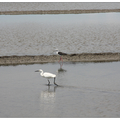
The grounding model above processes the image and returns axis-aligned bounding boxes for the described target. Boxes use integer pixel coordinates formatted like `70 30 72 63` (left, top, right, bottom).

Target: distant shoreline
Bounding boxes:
0 9 120 15
0 53 120 66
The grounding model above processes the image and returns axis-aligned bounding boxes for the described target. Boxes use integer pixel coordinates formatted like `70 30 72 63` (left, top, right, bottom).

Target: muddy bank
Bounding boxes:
0 53 120 66
0 9 120 15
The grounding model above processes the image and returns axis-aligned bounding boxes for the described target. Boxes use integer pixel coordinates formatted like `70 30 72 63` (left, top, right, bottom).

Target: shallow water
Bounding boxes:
0 13 120 56
0 61 120 117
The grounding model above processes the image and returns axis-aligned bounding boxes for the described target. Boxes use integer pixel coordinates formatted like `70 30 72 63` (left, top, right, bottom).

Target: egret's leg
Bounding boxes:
48 80 50 86
54 77 58 86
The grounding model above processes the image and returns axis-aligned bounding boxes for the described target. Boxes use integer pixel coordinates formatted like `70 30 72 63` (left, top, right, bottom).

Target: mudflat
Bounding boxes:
0 53 120 65
0 9 120 15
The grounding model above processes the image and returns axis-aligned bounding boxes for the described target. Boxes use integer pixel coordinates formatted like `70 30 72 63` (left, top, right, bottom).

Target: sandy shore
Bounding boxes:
0 53 120 66
0 9 120 15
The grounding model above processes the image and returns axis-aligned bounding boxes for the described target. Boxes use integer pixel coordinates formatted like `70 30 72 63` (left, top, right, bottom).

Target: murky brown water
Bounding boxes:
0 61 120 117
0 13 120 56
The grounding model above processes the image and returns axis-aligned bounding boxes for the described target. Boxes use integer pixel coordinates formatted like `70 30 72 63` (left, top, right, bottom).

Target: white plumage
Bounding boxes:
35 69 58 86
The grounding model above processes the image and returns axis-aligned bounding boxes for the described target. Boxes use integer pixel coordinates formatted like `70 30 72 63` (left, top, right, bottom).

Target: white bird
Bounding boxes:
35 69 58 86
55 49 67 62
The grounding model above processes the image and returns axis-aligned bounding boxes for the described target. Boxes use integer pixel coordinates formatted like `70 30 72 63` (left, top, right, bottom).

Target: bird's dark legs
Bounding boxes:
48 80 50 86
54 77 58 86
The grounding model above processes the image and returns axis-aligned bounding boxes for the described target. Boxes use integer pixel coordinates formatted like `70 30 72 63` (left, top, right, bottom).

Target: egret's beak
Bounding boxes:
35 70 39 72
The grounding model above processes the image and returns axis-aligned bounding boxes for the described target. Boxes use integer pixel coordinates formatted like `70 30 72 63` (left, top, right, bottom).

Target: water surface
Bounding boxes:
0 62 120 117
0 3 120 11
0 13 120 56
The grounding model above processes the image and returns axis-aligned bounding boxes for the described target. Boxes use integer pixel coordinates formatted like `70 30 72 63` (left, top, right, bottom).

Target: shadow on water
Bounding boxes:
44 82 119 95
44 82 81 90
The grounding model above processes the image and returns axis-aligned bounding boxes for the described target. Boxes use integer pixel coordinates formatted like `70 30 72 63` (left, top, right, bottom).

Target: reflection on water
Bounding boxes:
0 13 120 56
56 63 67 81
58 61 67 72
57 68 67 73
40 86 57 103
39 86 58 117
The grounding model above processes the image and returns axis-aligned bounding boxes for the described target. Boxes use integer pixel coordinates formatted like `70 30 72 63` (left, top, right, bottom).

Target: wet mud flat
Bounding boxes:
0 53 120 66
0 9 120 15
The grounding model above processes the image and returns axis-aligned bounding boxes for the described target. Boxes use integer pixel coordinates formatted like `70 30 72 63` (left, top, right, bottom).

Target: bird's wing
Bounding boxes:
58 52 67 55
43 72 56 78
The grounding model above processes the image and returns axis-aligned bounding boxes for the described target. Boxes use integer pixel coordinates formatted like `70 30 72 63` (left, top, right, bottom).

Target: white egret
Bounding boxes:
35 69 58 86
55 49 67 62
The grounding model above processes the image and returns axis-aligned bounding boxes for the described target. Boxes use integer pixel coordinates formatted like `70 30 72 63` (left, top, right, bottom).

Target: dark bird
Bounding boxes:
55 49 67 63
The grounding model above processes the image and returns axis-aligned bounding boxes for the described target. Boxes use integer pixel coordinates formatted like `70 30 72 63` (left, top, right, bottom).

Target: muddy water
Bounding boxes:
0 61 120 117
0 13 120 56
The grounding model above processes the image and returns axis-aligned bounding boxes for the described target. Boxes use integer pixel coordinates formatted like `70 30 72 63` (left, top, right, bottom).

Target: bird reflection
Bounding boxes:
40 86 58 103
59 61 63 68
39 86 58 114
58 67 67 73
57 62 67 74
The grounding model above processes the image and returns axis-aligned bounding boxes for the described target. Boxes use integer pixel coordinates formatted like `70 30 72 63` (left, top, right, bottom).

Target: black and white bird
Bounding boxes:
55 49 67 62
35 69 58 86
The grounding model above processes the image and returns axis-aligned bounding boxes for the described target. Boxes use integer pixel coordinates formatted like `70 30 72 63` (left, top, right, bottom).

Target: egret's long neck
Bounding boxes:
40 70 44 76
